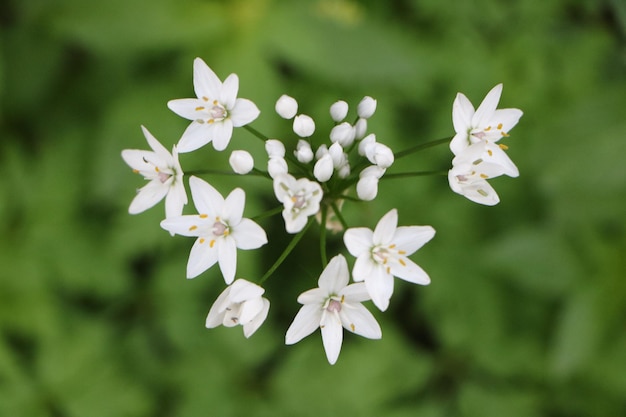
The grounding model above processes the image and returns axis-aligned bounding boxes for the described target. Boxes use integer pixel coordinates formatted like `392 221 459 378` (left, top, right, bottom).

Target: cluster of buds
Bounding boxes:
122 58 522 364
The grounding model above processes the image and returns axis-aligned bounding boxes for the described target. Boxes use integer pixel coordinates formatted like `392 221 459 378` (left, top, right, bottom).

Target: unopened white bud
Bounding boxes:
265 139 285 158
330 100 349 122
294 140 314 163
354 118 368 139
358 133 376 156
293 114 316 137
315 144 329 160
229 150 254 175
356 175 379 201
275 95 298 119
268 157 288 178
330 122 356 147
357 96 377 119
366 142 394 168
313 154 333 182
337 162 351 178
328 142 345 168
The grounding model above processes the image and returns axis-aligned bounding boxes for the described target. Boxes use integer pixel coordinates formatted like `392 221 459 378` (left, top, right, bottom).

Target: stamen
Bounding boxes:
197 119 205 124
202 96 209 102
350 323 355 332
199 238 205 244
484 126 492 131
398 250 406 255
195 106 205 111
389 244 396 249
210 239 216 248
477 189 488 197
399 258 406 266
189 225 198 231
499 144 509 150
487 149 493 156
501 131 510 137
132 169 139 174
199 214 208 218
480 173 489 179
497 123 503 130
208 119 214 124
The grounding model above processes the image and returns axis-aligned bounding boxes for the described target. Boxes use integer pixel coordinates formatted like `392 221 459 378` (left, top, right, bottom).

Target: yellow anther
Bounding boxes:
487 150 493 156
386 266 391 274
199 238 205 244
484 126 492 131
199 214 208 218
477 189 488 197
197 119 205 124
398 250 406 255
195 106 205 111
213 100 218 105
480 173 489 179
499 144 509 150
189 225 198 231
223 230 229 236
389 244 396 249
501 131 510 137
208 119 214 124
341 295 345 303
132 169 139 174
210 239 216 248
202 96 209 102
155 166 160 172
497 123 503 130
350 323 355 332
399 258 406 266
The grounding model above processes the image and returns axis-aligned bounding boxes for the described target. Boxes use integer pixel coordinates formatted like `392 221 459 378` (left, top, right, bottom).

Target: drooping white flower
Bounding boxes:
293 114 316 137
450 83 523 155
121 126 187 219
343 209 435 311
285 254 382 365
275 95 298 119
357 96 377 119
448 140 518 206
205 279 270 338
168 58 260 153
273 174 323 233
160 176 267 283
329 100 349 122
294 140 314 163
229 150 254 175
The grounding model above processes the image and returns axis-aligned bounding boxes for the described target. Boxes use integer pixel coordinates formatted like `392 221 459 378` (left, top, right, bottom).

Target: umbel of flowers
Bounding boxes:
122 57 523 364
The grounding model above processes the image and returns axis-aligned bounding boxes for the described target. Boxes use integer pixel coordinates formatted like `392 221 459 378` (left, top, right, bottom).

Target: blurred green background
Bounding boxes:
1 0 625 416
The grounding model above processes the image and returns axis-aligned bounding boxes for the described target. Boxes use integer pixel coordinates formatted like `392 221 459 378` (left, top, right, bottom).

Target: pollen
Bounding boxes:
399 258 406 266
497 123 503 130
132 169 139 174
189 225 198 231
487 149 493 156
199 238 205 244
389 244 396 249
199 214 208 218
480 173 489 179
386 266 391 274
398 250 406 255
202 96 209 102
208 119 214 124
195 106 205 111
213 100 218 105
499 144 509 150
341 295 345 303
484 126 492 131
155 166 160 172
350 323 355 332
210 239 216 248
501 131 510 137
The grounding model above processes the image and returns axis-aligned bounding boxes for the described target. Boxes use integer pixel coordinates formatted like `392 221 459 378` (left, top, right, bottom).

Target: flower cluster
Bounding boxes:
122 57 523 364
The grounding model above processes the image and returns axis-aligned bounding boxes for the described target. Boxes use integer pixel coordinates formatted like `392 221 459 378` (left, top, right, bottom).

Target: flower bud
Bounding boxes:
356 175 379 201
330 122 356 147
357 96 377 119
268 157 288 178
265 139 285 158
229 150 254 175
358 133 376 156
275 95 298 119
293 114 316 137
366 142 394 169
354 118 368 139
329 100 349 122
328 142 345 168
294 140 314 163
337 162 351 178
313 154 333 182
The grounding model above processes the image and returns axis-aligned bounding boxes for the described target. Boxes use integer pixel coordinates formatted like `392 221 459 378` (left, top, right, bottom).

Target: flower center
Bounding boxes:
291 193 307 210
212 220 229 237
327 299 342 313
158 171 172 183
210 103 227 121
371 246 390 264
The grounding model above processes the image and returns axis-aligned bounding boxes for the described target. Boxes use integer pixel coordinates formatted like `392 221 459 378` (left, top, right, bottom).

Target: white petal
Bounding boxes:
343 227 374 257
167 98 204 121
285 304 322 345
365 268 394 311
193 57 222 99
489 108 523 135
372 209 397 245
187 237 219 278
452 92 474 134
205 286 232 328
449 132 470 156
389 257 431 285
176 121 210 153
352 254 376 283
230 99 260 127
121 149 158 174
222 188 245 225
318 255 349 294
340 303 381 339
472 84 502 127
218 236 237 284
140 125 170 157
243 298 270 338
239 296 264 324
160 215 206 237
228 279 265 303
128 180 168 214
297 287 327 305
211 119 234 151
393 225 435 255
340 282 371 303
220 73 239 109
189 176 223 217
321 312 343 365
283 209 308 234
164 183 187 219
231 218 267 249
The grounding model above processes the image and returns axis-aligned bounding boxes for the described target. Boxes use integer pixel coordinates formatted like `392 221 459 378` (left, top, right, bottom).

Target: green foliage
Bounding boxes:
1 0 625 416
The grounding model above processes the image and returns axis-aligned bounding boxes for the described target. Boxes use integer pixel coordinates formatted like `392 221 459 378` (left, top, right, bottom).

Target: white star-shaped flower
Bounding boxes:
285 254 382 365
205 279 270 338
160 176 267 284
168 58 260 153
450 83 523 156
273 174 323 234
121 126 187 218
343 209 435 311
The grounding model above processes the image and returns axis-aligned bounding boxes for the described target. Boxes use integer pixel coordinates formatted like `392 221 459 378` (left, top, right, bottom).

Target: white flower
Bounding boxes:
330 122 356 147
275 94 298 119
121 126 187 219
448 140 518 206
313 153 334 182
229 150 254 175
273 174 323 233
160 176 268 283
365 142 394 169
285 254 382 365
330 100 349 122
343 209 435 311
265 139 286 158
356 166 385 201
357 96 377 119
293 114 316 137
168 58 260 153
205 279 270 338
294 140 314 163
450 83 523 156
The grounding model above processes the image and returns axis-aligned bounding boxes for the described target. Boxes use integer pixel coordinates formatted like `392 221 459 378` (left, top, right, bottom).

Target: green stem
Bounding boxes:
244 125 269 143
394 136 452 160
250 205 283 222
258 219 313 285
381 170 448 180
331 201 349 230
319 206 328 268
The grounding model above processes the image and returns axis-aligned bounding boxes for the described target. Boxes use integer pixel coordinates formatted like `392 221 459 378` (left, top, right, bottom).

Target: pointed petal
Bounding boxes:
222 188 245 225
352 254 376 283
121 149 158 174
285 304 322 345
365 269 394 311
176 121 210 153
160 215 207 237
193 57 222 99
140 125 171 158
243 298 270 338
489 108 523 134
187 237 219 278
343 227 373 257
340 304 382 339
340 282 371 303
239 296 264 324
228 279 264 303
128 180 168 214
211 119 234 151
321 313 343 365
452 92 474 133
189 176 224 217
220 73 239 109
473 84 502 127
449 132 470 156
167 98 204 121
230 98 260 127
318 255 349 293
390 257 431 285
297 288 327 305
164 183 187 219
205 286 231 328
218 236 237 284
393 225 435 254
372 209 397 245
231 219 267 250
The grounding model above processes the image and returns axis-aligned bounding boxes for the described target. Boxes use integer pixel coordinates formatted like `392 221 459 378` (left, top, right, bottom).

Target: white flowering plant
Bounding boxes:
122 57 523 364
